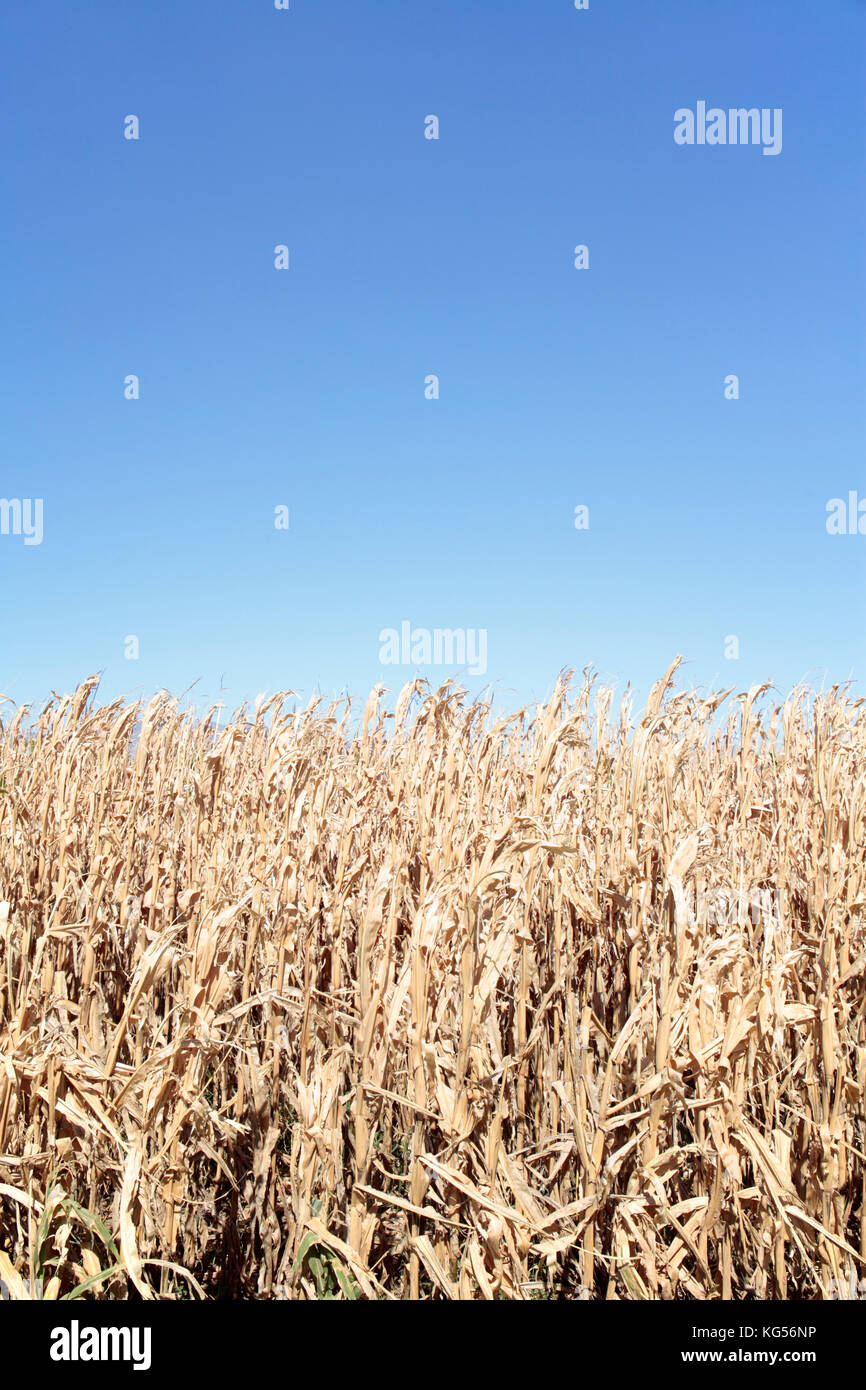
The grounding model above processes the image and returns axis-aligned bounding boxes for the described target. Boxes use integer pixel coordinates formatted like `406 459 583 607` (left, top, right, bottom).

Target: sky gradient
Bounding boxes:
1 0 864 717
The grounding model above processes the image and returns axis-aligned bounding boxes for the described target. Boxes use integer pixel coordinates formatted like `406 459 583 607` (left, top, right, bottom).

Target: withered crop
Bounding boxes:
0 660 864 1300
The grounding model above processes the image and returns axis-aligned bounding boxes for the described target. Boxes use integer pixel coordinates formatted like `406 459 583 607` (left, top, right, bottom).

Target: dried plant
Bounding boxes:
0 660 863 1299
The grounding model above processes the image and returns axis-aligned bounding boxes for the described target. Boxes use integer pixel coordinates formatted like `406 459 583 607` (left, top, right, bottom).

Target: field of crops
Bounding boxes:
0 661 864 1300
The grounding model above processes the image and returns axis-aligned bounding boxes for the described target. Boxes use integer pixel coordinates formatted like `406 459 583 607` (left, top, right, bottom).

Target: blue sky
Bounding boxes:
1 0 864 717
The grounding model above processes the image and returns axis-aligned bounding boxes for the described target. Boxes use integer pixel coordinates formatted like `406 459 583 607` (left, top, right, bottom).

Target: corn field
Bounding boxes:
0 660 864 1300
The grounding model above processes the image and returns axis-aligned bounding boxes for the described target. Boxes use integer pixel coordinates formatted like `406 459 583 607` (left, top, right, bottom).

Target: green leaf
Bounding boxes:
61 1264 124 1300
334 1263 360 1301
292 1232 318 1271
61 1198 120 1261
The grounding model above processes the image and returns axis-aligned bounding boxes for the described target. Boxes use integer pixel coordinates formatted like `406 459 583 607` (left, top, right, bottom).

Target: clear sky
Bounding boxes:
1 0 864 717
